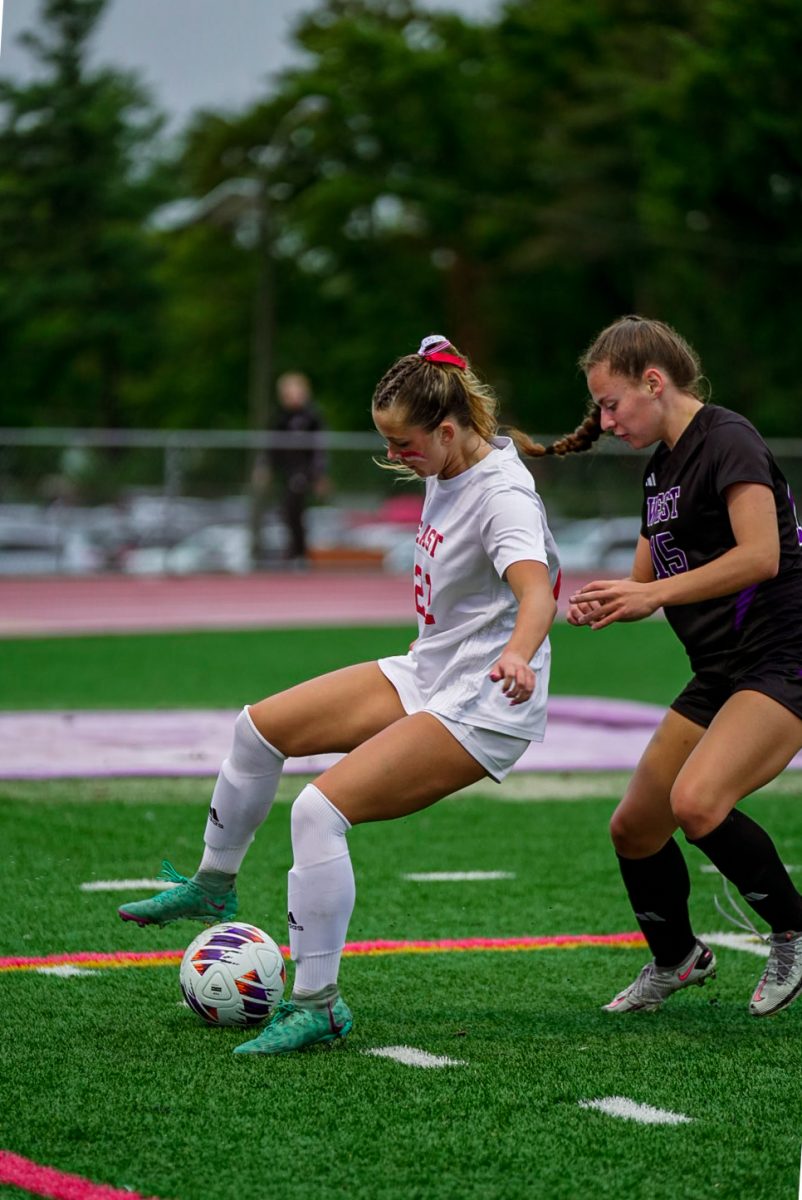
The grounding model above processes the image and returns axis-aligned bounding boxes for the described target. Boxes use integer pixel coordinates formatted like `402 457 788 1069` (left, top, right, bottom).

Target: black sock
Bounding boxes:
617 838 696 967
689 809 802 934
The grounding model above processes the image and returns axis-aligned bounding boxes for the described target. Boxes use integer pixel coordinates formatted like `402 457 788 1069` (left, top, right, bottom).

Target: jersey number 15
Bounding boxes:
649 531 689 579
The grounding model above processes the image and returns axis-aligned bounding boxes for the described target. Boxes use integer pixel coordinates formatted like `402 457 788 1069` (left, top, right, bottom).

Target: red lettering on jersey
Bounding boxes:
415 523 444 559
414 564 436 624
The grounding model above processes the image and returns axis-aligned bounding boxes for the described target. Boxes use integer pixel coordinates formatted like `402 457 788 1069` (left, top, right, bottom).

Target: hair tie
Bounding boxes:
417 333 467 370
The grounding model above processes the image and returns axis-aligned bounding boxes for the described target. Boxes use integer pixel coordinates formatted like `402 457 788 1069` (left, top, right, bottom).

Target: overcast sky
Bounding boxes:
0 0 502 132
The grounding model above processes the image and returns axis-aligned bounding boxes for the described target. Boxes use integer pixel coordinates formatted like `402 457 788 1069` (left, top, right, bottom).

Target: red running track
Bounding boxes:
0 570 587 637
0 572 415 637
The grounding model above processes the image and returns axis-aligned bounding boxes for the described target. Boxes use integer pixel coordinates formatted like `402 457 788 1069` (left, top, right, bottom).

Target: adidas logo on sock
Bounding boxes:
208 805 224 829
287 910 304 932
635 910 667 923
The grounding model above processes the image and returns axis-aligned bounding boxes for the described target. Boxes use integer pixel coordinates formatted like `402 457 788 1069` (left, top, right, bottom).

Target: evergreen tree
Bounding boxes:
0 0 169 426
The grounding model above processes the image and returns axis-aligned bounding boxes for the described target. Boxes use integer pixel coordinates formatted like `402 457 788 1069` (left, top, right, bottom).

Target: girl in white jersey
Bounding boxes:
119 335 560 1056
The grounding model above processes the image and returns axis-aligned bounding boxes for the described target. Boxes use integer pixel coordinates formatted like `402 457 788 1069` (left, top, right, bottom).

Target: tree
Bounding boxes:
0 0 170 427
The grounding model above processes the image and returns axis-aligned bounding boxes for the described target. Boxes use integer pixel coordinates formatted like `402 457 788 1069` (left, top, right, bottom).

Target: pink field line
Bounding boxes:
0 931 645 972
0 1150 164 1200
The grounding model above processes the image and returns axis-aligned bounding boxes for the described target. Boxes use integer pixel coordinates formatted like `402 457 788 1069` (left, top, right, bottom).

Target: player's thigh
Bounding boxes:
248 662 407 757
611 708 706 857
314 712 488 824
671 690 802 838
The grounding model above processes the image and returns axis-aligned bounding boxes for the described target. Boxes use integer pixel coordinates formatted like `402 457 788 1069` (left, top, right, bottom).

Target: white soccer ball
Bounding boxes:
180 922 286 1027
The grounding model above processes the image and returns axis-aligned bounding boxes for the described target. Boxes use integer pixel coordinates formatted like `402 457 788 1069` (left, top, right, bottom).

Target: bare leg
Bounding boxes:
671 690 802 839
249 662 407 757
315 711 488 824
610 708 705 858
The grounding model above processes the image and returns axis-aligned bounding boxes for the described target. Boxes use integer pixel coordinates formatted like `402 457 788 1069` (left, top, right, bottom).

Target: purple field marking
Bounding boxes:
5 697 800 778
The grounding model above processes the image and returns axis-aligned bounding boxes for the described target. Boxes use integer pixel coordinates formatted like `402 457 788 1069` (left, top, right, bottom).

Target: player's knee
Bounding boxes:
230 707 284 776
290 784 350 867
669 779 724 840
609 805 664 857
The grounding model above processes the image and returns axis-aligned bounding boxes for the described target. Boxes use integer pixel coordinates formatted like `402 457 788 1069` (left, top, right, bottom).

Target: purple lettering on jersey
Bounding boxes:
646 486 681 528
649 531 688 579
734 583 759 631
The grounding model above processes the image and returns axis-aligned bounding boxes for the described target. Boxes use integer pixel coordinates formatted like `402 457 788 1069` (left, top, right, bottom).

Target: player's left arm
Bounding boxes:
489 560 557 705
570 482 780 629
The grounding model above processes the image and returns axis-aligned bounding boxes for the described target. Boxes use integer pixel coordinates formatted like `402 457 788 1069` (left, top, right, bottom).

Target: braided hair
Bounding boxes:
372 340 497 440
525 314 706 458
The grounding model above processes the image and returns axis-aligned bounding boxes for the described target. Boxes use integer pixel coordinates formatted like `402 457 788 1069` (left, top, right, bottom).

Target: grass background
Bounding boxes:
1 620 801 1200
0 620 688 709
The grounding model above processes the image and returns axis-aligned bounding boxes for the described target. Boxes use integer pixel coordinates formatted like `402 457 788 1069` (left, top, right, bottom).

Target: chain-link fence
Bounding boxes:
1 428 800 575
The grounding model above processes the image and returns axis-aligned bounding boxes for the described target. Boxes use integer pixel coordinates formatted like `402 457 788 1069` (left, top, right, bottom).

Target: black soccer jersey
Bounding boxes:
640 405 802 673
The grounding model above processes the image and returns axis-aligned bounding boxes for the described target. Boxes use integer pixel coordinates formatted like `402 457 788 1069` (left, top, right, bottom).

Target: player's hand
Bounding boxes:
568 579 659 629
489 651 535 705
566 599 600 627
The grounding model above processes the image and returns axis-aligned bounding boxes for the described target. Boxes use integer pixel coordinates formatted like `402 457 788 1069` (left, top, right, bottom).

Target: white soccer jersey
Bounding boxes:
378 436 560 740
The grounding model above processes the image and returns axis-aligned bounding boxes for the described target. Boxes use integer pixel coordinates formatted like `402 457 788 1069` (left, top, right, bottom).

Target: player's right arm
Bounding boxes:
572 484 780 628
630 534 655 583
566 535 653 626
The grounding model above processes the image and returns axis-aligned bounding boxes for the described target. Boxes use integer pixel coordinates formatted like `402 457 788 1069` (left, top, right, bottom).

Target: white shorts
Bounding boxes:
378 656 536 782
425 712 530 783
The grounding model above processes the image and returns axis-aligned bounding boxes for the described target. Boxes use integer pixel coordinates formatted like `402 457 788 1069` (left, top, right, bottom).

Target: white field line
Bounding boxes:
464 773 631 801
579 1097 692 1125
35 965 100 977
403 871 515 882
362 1046 467 1069
80 879 179 892
700 863 799 874
460 771 802 803
700 931 769 958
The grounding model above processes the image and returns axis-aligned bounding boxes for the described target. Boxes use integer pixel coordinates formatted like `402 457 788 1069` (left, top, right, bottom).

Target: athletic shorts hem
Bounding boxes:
671 666 802 728
425 711 530 782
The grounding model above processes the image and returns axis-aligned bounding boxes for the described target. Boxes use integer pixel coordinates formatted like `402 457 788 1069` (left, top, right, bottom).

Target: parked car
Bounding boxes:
384 516 642 576
554 517 641 574
122 523 284 575
0 519 104 575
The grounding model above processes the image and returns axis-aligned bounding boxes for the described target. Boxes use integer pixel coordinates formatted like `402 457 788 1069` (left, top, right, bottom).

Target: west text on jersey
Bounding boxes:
646 486 681 527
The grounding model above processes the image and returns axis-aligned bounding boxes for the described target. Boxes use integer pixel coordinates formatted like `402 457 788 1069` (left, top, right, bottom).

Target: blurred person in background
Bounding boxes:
270 371 328 566
555 314 802 1019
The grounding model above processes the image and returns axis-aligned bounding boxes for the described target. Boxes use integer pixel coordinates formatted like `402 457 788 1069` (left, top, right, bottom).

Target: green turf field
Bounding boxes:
1 623 801 1200
2 778 802 1200
0 620 690 709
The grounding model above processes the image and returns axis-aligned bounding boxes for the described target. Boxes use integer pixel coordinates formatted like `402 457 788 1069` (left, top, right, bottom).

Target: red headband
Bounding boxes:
417 334 467 371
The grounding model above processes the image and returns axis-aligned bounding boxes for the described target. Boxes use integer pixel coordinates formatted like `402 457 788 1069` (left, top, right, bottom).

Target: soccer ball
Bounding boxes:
179 922 286 1027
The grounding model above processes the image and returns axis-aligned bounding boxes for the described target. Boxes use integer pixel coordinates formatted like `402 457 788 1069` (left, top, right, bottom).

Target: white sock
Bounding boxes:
287 783 354 996
199 707 285 875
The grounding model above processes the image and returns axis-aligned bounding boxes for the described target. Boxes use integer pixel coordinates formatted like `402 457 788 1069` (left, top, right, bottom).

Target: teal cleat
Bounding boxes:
233 997 353 1056
117 861 237 928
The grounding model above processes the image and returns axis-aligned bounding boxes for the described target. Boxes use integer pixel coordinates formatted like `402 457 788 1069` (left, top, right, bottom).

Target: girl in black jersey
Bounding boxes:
553 315 802 1017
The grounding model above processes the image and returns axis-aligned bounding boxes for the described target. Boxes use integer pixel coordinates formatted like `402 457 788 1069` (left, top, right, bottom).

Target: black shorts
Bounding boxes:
671 656 802 728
